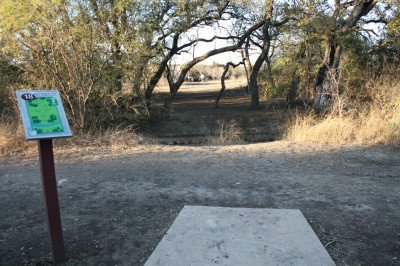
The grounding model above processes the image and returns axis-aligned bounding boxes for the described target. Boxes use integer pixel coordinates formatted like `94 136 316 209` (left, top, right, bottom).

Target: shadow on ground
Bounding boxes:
139 85 291 144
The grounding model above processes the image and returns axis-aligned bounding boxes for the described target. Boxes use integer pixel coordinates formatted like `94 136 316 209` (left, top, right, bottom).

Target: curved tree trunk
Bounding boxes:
216 61 243 108
144 57 170 109
163 86 178 110
144 35 179 109
248 0 273 110
248 71 260 109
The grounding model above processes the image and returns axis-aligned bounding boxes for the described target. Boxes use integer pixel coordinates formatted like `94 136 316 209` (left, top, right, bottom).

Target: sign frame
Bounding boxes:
16 90 72 140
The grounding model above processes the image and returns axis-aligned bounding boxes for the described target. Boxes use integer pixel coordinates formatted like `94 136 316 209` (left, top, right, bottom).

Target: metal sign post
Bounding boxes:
16 90 72 264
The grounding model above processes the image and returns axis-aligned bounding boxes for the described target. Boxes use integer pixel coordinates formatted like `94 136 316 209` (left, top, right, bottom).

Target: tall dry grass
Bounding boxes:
285 72 400 145
206 119 243 145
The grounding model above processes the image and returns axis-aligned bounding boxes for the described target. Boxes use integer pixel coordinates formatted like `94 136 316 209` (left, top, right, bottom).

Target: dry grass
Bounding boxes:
284 111 393 145
65 126 140 150
207 119 243 145
285 114 355 143
285 78 400 145
0 122 37 156
0 124 141 157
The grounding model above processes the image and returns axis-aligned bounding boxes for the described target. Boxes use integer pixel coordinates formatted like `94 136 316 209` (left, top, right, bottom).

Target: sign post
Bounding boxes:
16 90 72 264
38 139 67 263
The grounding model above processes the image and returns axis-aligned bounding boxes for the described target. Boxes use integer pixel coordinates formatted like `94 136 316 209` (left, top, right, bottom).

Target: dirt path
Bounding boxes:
0 143 399 265
1 82 399 265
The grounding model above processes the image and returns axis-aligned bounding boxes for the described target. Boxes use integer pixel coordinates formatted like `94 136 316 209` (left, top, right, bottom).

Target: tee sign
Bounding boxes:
16 90 72 140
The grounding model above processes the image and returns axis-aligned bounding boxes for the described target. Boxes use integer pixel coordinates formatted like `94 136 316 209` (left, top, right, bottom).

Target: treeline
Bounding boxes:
0 0 399 133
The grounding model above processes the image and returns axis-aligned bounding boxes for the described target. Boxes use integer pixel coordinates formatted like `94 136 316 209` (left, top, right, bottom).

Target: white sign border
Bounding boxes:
16 90 72 140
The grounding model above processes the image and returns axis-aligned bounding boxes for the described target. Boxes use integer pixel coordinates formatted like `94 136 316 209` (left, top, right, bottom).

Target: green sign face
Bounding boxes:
16 90 72 140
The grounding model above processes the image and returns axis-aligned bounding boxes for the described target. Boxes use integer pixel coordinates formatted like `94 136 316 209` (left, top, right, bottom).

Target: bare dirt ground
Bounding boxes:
140 79 290 144
1 81 400 266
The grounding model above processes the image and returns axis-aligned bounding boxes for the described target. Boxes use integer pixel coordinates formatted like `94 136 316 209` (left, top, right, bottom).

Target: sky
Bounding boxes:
171 20 255 65
171 0 387 66
171 40 244 65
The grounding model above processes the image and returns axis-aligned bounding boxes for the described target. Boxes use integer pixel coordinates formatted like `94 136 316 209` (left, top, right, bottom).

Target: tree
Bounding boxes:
215 61 244 108
162 19 265 109
0 0 146 131
313 0 384 112
142 0 231 109
246 0 274 109
239 0 294 109
88 0 123 92
1 0 398 133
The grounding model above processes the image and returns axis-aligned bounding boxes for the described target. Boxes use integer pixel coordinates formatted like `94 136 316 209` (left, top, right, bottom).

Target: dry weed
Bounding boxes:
0 122 37 156
285 93 400 145
285 113 355 144
285 65 400 146
0 123 141 157
56 125 140 151
207 120 243 145
385 105 400 144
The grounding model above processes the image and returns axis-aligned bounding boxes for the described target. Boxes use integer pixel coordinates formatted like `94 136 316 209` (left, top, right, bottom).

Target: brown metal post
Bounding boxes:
38 139 67 264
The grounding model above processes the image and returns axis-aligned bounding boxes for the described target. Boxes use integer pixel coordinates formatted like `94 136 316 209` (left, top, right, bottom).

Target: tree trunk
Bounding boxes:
265 57 276 90
247 41 270 109
216 62 243 108
313 40 342 112
215 63 231 108
313 0 378 112
247 0 273 110
131 63 147 104
163 87 178 110
248 73 260 109
143 34 180 109
144 56 171 109
242 38 252 94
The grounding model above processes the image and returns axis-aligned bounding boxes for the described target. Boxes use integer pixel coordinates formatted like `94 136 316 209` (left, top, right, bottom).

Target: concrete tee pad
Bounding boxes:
145 206 335 266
